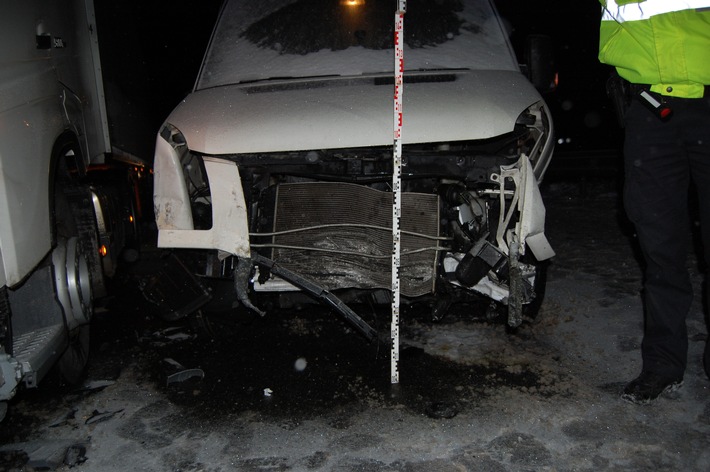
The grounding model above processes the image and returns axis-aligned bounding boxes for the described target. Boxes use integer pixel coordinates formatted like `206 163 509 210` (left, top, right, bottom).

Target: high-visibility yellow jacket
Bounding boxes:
598 0 710 98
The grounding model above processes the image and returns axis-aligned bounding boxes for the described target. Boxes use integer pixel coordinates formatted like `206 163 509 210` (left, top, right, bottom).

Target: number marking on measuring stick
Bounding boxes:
391 2 406 384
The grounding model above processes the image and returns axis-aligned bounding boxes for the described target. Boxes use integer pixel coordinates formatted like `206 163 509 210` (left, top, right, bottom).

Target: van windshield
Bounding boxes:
197 0 517 90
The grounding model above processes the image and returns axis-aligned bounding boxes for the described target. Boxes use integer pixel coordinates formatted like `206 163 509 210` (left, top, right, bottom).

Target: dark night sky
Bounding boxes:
95 1 223 159
94 1 620 163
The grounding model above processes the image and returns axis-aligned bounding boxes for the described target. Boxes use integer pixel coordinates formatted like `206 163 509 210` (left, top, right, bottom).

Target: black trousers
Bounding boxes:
623 91 710 379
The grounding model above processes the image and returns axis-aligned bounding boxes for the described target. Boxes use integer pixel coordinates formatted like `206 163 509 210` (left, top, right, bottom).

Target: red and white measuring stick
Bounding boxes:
391 1 406 384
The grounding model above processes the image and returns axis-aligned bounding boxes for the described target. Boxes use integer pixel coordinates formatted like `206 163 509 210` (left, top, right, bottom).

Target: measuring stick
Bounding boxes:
391 1 406 384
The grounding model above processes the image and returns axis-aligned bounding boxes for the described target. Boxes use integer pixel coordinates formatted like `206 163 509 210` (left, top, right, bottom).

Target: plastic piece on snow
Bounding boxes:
85 409 124 425
167 369 205 385
64 444 87 467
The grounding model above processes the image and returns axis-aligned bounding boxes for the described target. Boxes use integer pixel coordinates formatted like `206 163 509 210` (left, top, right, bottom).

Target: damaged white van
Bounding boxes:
152 0 555 340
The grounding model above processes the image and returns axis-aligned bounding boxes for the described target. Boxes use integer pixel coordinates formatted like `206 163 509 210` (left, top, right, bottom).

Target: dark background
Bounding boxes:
495 0 624 170
95 0 623 175
95 0 223 160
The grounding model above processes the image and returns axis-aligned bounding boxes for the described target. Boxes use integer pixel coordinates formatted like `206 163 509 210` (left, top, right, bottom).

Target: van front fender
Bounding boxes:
154 131 250 257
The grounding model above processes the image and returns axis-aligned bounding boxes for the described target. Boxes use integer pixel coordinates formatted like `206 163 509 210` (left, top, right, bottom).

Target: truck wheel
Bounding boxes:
51 140 94 385
53 236 93 385
56 324 90 385
52 236 93 327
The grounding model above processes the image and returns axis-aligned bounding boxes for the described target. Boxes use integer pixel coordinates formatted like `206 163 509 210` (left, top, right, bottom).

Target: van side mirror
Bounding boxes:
524 34 557 93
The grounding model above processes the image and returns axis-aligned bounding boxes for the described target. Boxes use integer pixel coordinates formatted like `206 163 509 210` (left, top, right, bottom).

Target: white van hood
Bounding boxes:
166 70 541 155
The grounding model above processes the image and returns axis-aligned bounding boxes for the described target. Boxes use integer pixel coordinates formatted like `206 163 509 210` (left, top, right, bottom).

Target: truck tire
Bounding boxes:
53 236 93 385
51 138 95 385
56 324 90 386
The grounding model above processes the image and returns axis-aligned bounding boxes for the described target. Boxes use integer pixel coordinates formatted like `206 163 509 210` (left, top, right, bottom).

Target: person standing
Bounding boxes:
598 0 710 404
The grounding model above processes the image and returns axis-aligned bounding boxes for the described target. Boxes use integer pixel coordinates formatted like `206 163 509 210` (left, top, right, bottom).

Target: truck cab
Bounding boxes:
0 0 141 419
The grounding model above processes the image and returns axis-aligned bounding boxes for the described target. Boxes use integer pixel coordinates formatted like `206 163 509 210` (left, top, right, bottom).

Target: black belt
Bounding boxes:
628 83 710 97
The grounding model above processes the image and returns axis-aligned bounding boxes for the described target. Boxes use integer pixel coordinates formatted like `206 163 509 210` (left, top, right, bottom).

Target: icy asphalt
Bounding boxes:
1 178 709 471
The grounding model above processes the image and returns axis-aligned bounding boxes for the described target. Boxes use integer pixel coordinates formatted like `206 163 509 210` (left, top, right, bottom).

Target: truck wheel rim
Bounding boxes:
53 237 93 327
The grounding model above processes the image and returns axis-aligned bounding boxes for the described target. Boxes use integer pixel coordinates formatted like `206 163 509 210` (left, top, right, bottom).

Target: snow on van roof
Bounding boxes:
197 0 517 89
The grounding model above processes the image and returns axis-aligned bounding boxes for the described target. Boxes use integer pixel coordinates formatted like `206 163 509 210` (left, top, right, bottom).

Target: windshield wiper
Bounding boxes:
238 74 341 85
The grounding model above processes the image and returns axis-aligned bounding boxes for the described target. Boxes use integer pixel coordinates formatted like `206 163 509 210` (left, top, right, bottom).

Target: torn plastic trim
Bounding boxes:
491 155 555 261
251 253 377 342
507 230 523 327
524 101 555 182
233 257 265 317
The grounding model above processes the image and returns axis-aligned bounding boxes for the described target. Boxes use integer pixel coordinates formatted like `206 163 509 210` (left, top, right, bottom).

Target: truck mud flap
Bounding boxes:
251 254 377 343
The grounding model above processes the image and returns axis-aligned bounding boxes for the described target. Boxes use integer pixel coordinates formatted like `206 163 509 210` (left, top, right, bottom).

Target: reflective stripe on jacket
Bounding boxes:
599 0 710 98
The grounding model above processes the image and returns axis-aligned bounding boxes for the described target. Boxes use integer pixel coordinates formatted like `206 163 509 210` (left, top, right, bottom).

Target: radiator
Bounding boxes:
267 182 441 297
